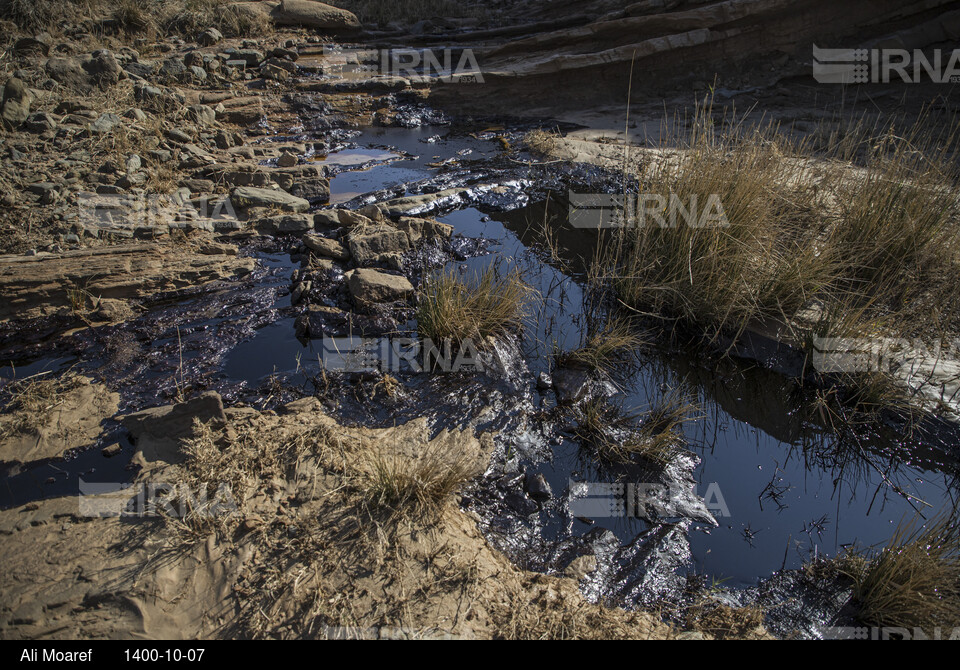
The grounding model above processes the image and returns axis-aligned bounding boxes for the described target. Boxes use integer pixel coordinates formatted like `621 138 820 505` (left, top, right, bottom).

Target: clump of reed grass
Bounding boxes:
608 100 960 347
609 101 833 338
554 316 644 372
416 266 534 346
361 440 479 522
574 393 697 466
840 513 960 630
159 0 272 39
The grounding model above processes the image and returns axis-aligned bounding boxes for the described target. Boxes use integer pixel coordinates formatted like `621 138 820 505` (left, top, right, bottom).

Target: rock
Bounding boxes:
271 0 361 30
197 28 223 46
166 128 193 143
44 57 91 91
148 149 172 163
14 33 53 56
254 213 314 234
260 63 289 81
552 367 594 404
347 224 410 265
231 186 310 213
189 65 208 82
101 443 123 458
83 50 123 89
26 182 58 196
302 233 349 260
0 244 255 320
159 57 188 81
120 392 228 464
124 107 148 121
395 216 454 245
234 49 264 67
563 555 598 581
24 111 57 133
358 204 387 222
346 268 414 304
337 209 375 228
87 113 121 135
525 472 552 502
214 130 236 149
1 78 32 130
271 47 299 61
277 151 298 167
676 632 708 640
263 56 298 74
133 82 169 108
536 372 553 390
124 61 158 79
314 210 341 228
186 104 216 126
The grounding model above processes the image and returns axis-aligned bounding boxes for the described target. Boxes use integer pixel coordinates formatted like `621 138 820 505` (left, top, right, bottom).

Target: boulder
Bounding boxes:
302 233 349 260
346 268 414 304
1 78 32 130
86 112 121 135
83 50 123 89
45 57 92 91
395 216 454 245
14 33 53 56
186 104 217 126
231 186 310 213
197 28 223 46
271 0 361 30
347 224 410 265
260 63 289 82
254 213 314 234
24 111 57 133
120 392 228 464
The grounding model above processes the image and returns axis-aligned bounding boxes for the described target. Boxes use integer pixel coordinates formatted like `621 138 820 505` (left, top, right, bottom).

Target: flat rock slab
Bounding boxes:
230 186 310 212
0 242 256 321
346 268 414 304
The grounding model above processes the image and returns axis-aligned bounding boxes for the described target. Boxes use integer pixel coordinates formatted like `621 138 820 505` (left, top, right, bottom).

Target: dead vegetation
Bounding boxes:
574 393 696 466
326 0 489 29
685 601 767 640
839 513 960 631
0 371 85 439
0 0 271 40
604 101 960 349
156 403 684 639
416 265 535 347
524 129 560 158
553 315 644 372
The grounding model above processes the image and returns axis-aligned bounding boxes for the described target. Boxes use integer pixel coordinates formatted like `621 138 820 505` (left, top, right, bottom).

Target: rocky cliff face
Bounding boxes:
423 0 960 113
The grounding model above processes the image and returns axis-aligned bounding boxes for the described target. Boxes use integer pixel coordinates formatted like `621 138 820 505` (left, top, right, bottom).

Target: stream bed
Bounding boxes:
3 121 958 638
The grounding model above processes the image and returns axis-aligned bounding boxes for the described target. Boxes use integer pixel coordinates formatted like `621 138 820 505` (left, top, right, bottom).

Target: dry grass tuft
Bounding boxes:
524 129 560 158
326 0 489 28
685 602 766 639
608 101 960 347
574 393 697 466
840 513 960 630
417 266 535 346
360 439 479 523
554 316 644 372
0 372 85 438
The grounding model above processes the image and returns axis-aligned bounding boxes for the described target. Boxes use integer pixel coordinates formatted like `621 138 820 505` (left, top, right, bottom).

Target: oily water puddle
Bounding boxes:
2 121 959 633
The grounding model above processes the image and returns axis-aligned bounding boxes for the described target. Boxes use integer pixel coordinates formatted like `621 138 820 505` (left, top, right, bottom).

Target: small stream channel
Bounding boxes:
2 121 958 636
